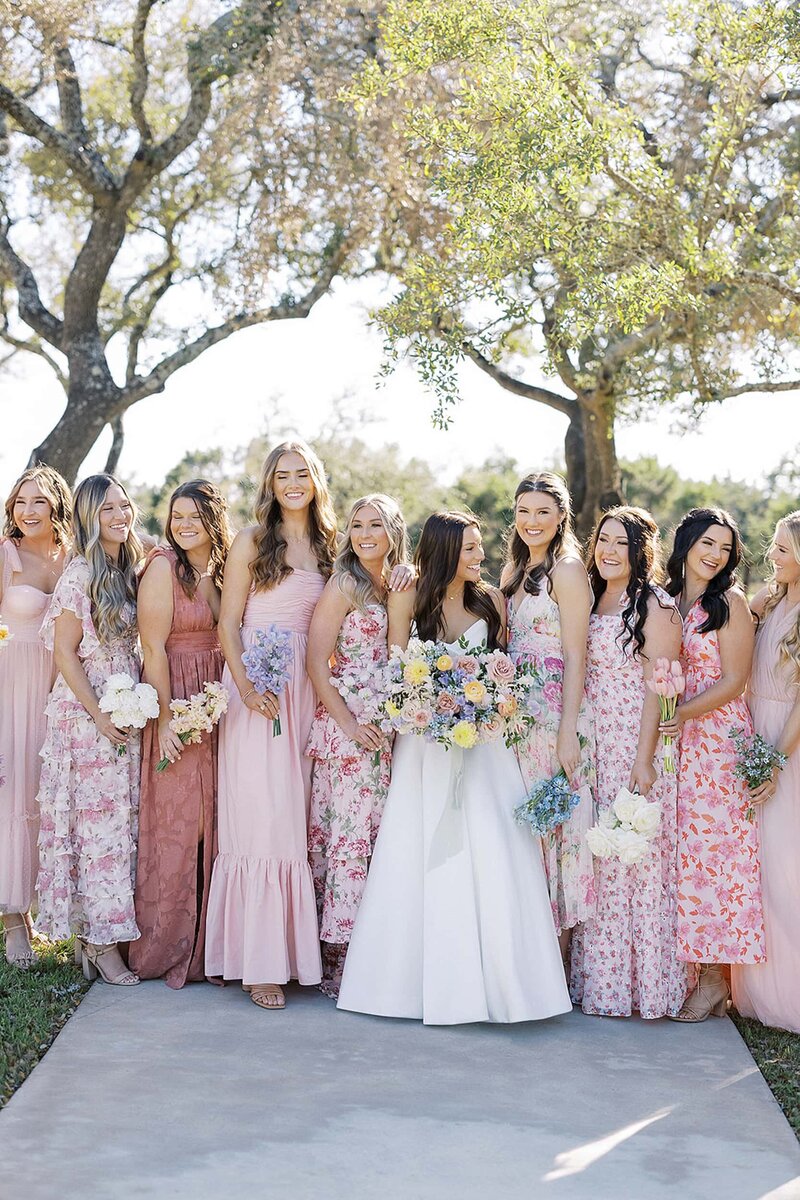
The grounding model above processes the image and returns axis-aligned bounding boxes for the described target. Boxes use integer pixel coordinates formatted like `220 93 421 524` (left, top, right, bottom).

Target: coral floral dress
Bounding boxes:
36 556 141 944
508 587 597 933
306 603 392 945
676 600 765 966
129 549 224 988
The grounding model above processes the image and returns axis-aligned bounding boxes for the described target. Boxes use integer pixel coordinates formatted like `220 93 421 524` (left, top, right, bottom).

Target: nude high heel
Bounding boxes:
669 964 730 1022
80 941 140 986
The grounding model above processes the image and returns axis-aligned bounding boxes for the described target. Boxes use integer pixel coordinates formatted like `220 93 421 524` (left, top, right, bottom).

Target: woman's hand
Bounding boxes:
94 711 128 749
658 706 685 740
556 727 581 783
158 721 185 766
629 755 657 796
347 721 384 752
387 563 416 592
748 767 779 807
243 689 279 720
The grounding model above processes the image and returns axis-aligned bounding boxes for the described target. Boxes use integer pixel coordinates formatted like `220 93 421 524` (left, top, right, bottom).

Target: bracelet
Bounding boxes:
240 687 256 703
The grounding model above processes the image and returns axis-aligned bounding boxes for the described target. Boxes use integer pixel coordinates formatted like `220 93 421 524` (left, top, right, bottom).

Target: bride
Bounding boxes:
337 511 572 1025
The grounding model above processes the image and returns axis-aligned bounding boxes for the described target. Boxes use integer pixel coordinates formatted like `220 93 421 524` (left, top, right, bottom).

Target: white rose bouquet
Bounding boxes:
98 673 160 756
586 786 661 865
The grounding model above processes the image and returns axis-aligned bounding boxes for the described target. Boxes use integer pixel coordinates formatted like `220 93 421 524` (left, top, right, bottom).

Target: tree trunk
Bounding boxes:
572 390 624 542
29 350 122 483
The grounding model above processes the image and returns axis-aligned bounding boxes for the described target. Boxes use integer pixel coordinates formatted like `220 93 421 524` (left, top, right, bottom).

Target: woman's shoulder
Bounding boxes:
60 554 90 584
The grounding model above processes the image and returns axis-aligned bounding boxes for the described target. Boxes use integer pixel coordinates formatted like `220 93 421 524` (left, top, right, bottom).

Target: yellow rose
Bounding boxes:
385 700 400 719
464 680 487 703
451 720 478 749
404 659 430 686
436 654 454 671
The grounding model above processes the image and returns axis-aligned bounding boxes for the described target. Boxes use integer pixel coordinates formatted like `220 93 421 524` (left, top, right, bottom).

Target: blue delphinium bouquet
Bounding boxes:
514 769 582 839
242 625 294 735
729 726 787 820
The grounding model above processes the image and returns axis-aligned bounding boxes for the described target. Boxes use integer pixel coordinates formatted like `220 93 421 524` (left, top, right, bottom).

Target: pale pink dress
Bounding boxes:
508 588 597 932
733 598 800 1032
0 538 56 913
205 570 325 985
570 593 689 1018
676 601 765 965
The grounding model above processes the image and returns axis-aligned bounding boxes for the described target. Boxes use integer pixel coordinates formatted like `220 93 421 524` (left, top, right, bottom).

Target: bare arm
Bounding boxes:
551 559 591 780
387 586 415 652
53 610 127 749
630 599 682 795
306 580 383 752
138 555 184 764
218 529 277 721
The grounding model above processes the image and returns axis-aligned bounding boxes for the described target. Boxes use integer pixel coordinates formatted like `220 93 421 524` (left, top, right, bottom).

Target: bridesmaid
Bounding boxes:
501 472 596 952
570 507 689 1018
129 481 232 988
733 512 800 1033
0 466 71 967
205 440 338 1009
661 507 764 1022
306 494 410 997
36 474 144 985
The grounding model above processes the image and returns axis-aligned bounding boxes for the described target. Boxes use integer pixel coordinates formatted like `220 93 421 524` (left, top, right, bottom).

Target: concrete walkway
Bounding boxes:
1 982 799 1200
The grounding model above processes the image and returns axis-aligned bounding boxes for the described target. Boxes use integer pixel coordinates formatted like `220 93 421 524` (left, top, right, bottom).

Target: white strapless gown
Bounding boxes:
337 620 572 1025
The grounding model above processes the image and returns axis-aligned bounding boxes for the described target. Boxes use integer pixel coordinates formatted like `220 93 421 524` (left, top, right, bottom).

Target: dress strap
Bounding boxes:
0 536 22 598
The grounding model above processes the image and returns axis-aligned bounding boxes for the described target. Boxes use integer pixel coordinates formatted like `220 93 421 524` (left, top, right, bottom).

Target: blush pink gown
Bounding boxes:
732 598 800 1033
205 570 325 986
0 538 55 914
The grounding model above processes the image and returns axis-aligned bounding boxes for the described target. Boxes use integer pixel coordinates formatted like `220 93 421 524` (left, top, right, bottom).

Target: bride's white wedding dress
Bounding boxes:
337 620 572 1025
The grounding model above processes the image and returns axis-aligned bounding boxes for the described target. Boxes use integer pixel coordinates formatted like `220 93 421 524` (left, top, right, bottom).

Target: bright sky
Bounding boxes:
2 278 799 501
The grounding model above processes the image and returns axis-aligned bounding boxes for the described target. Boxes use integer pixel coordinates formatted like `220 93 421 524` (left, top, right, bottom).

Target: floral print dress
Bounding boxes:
307 604 391 947
676 599 765 965
508 588 597 932
35 556 141 944
570 592 689 1018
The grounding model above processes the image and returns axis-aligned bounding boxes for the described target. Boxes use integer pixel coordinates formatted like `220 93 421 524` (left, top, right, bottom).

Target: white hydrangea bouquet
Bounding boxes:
586 786 661 865
156 680 229 772
98 673 160 756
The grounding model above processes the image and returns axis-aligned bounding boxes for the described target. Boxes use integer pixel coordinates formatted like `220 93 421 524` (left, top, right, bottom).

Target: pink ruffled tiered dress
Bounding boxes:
205 570 325 986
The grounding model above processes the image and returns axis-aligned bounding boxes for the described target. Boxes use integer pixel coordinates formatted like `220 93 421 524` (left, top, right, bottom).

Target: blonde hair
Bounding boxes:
72 474 143 645
250 440 338 590
4 465 73 548
762 511 800 682
334 494 409 613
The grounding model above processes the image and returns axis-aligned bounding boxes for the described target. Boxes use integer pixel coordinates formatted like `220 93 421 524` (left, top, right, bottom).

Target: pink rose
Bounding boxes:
437 692 460 715
411 706 433 729
456 655 480 676
486 652 516 685
481 713 505 741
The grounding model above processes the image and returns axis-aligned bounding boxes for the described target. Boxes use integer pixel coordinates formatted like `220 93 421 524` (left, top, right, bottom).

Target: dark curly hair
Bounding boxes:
166 479 234 598
586 505 666 660
666 507 741 634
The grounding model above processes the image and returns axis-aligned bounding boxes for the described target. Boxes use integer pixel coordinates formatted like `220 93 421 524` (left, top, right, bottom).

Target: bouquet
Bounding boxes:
729 726 787 820
586 787 661 865
0 619 11 649
241 625 293 735
156 681 230 771
514 769 582 838
330 661 394 768
646 657 685 774
98 673 160 756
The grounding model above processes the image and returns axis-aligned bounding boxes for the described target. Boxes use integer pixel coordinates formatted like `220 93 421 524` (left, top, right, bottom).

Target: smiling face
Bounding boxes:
515 490 562 555
685 523 734 585
272 451 314 513
350 504 390 571
12 479 54 543
98 484 134 556
594 517 631 586
769 523 800 587
169 496 212 557
451 524 485 588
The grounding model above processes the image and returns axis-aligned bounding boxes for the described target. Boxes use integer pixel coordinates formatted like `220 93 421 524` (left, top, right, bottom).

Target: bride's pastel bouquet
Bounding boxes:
646 657 686 774
98 673 160 756
729 726 787 820
514 768 582 838
241 625 293 735
586 787 661 864
330 661 394 767
156 681 230 772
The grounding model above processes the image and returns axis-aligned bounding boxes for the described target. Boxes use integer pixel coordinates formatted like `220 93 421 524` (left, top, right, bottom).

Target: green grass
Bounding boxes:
0 937 90 1110
731 1010 800 1140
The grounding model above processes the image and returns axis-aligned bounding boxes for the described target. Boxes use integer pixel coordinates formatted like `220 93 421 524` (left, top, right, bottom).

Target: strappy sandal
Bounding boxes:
2 914 36 970
244 984 285 1010
80 941 140 986
669 965 729 1022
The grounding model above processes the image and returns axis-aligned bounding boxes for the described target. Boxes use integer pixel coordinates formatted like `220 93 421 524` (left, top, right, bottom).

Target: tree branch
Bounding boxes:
0 328 68 391
712 378 800 400
130 0 157 145
0 229 64 349
53 44 89 142
739 270 800 305
464 345 577 418
0 83 116 197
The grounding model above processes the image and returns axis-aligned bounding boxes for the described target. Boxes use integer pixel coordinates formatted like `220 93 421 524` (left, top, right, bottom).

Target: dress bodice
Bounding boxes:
680 600 723 701
331 604 389 677
242 570 325 636
508 589 561 661
0 538 52 643
443 618 487 652
141 547 219 652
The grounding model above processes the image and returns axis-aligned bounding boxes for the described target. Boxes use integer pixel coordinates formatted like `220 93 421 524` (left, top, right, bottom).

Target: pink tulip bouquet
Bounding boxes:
646 657 685 774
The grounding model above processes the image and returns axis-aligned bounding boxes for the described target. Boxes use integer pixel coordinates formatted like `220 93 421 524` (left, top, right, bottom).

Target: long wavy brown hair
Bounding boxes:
502 471 582 599
414 511 502 649
4 465 73 548
586 505 666 660
250 440 338 591
166 479 234 598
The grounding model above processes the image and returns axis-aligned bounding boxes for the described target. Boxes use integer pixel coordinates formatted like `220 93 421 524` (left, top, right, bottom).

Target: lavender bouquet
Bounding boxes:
242 625 293 735
729 726 787 820
514 769 582 839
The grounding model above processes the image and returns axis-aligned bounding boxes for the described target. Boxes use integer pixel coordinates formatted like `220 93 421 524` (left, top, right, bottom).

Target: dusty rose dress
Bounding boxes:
676 600 765 966
508 587 597 933
205 570 325 985
129 549 224 988
0 538 56 913
36 556 141 944
307 604 392 945
733 598 800 1032
570 593 689 1018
